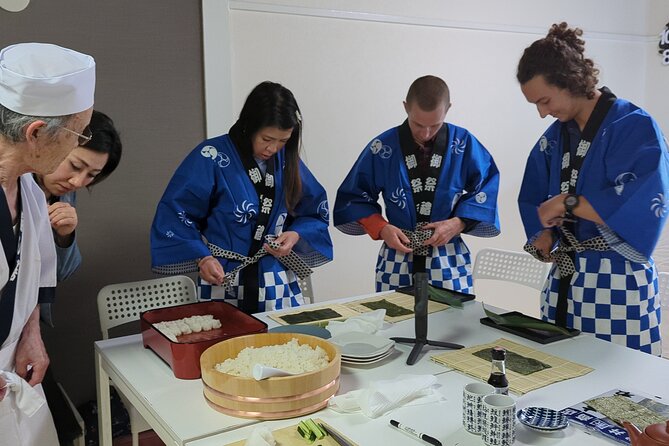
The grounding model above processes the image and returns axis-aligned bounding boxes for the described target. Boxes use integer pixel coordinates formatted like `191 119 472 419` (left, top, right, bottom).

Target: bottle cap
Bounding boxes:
491 346 506 360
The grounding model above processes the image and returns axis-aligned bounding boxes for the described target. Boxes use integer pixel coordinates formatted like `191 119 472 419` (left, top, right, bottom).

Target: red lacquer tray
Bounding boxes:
140 301 267 379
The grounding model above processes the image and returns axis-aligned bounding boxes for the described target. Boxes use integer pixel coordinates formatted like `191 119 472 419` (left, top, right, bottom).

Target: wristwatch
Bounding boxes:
563 194 580 214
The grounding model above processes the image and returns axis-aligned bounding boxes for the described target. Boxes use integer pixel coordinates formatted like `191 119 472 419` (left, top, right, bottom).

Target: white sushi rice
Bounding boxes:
153 314 222 342
215 338 329 377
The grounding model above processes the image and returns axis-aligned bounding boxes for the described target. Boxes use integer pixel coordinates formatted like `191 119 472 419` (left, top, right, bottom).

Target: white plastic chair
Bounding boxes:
298 276 314 304
657 272 669 358
472 248 552 291
658 272 669 308
97 275 197 446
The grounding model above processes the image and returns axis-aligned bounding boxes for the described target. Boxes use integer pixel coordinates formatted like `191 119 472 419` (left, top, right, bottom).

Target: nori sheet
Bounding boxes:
280 308 343 325
360 299 413 317
473 348 552 376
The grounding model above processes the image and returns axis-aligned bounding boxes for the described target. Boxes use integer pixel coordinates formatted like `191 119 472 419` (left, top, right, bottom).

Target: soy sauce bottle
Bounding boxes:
487 347 509 395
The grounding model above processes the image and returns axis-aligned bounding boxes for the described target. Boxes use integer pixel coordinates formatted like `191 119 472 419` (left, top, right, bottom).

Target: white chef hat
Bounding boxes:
0 42 95 117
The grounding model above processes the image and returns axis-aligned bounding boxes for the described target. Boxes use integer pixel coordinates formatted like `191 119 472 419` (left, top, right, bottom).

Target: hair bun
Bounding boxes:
548 22 586 54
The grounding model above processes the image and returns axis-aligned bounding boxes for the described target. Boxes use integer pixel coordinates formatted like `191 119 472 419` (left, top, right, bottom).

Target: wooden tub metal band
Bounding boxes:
204 397 332 419
202 377 339 402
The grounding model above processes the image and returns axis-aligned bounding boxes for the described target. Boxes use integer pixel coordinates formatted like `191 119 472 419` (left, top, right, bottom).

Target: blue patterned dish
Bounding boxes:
517 407 569 431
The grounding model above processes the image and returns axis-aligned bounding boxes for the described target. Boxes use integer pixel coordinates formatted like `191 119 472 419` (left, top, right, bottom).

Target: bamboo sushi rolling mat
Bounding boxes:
431 338 594 395
268 291 449 325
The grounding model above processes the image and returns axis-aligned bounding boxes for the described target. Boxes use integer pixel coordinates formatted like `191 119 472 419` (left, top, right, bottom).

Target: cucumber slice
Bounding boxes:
297 422 316 443
297 418 329 443
306 418 326 439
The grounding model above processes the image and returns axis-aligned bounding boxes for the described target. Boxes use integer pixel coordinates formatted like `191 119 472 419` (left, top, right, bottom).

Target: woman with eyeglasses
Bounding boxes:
517 22 669 355
151 81 333 314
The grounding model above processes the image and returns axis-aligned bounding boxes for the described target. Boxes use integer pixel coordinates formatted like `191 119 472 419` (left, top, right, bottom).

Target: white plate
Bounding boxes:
342 346 395 362
329 332 395 359
341 349 394 365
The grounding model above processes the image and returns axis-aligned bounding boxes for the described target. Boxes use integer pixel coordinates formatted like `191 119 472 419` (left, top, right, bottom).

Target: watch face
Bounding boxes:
564 194 579 212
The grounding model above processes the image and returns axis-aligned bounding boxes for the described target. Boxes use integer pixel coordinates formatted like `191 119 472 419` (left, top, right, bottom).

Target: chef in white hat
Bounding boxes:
0 42 95 446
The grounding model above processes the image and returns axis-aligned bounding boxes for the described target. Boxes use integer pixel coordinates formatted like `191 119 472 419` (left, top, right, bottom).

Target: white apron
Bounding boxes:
0 174 58 446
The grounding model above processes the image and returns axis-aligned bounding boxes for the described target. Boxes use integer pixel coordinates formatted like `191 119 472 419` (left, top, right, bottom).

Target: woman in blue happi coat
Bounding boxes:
517 23 669 355
151 82 333 313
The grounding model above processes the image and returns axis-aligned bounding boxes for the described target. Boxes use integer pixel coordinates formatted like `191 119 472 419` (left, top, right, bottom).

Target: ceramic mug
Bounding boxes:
462 382 495 434
481 394 516 446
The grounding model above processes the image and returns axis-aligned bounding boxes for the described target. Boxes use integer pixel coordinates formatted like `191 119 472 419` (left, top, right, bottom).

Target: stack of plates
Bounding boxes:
329 332 395 364
517 407 569 433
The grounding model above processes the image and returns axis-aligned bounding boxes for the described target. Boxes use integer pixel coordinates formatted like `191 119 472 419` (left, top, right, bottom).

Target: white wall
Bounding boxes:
643 5 669 273
204 1 669 314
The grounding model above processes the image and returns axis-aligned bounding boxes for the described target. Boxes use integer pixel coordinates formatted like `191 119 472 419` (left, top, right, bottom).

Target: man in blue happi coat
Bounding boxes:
517 23 669 355
334 75 500 293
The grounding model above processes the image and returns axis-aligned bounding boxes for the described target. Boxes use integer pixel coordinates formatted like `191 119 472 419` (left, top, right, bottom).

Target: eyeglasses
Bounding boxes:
58 125 92 146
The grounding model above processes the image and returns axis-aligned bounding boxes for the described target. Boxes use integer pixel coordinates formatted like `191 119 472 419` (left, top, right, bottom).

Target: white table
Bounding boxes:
95 295 669 446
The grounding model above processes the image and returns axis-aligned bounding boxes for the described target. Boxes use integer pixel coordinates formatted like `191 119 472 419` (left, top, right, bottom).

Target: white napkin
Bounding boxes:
244 425 276 446
326 309 386 337
0 370 46 417
329 374 441 418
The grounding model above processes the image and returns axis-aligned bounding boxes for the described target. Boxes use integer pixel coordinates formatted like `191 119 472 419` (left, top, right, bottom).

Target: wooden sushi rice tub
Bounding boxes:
200 333 341 419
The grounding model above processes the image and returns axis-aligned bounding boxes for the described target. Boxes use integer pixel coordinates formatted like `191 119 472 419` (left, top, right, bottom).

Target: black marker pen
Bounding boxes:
389 419 442 446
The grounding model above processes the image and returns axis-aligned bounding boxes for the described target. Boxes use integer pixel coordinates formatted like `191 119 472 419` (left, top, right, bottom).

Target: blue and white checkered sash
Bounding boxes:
524 227 610 278
207 235 312 292
400 223 434 256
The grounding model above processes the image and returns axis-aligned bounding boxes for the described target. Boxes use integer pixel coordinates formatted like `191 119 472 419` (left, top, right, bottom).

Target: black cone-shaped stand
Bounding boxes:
391 272 464 365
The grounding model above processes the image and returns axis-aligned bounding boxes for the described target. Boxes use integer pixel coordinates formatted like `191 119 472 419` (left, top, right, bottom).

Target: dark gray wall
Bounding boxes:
1 0 206 405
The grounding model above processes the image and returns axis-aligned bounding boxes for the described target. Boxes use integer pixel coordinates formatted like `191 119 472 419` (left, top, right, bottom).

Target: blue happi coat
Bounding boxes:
518 96 669 355
151 135 333 312
334 123 500 292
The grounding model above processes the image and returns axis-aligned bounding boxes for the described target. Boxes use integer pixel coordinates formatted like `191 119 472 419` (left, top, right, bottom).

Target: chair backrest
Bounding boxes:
298 276 314 304
657 271 669 308
97 275 197 340
472 248 552 291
